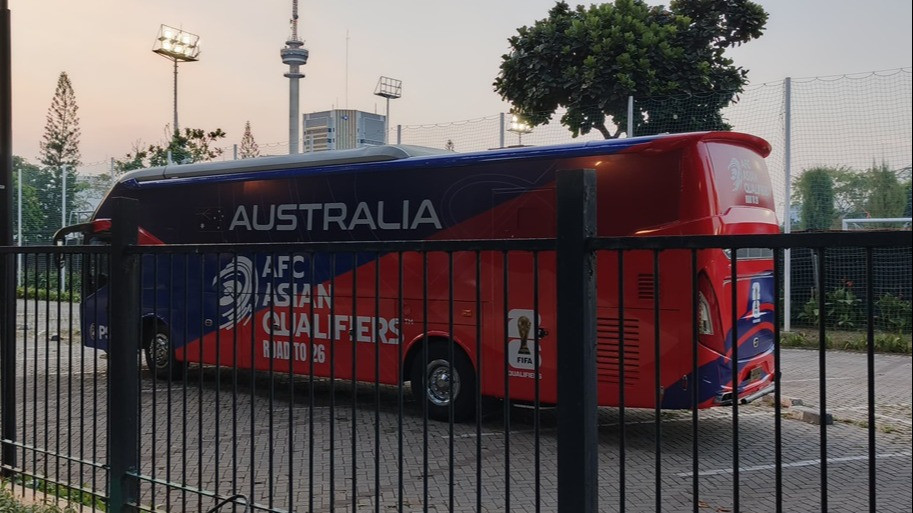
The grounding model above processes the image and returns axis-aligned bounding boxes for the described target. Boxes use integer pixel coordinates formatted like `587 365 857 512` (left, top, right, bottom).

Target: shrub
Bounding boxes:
797 287 863 329
876 293 912 333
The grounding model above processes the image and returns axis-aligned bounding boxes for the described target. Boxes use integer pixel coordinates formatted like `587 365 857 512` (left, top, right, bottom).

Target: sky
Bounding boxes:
8 0 913 170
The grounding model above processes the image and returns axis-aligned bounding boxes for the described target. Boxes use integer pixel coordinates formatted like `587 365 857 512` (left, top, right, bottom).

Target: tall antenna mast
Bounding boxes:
280 0 309 154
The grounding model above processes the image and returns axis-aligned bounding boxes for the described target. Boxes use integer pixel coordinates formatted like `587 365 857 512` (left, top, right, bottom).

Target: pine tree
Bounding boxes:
39 72 81 169
239 121 260 159
36 72 82 240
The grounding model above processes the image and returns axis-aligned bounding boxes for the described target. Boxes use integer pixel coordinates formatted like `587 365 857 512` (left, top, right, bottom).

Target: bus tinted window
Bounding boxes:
707 142 774 211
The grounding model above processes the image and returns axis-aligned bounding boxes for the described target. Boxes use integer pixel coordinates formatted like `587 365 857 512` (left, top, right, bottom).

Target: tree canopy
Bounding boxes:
32 71 85 241
239 121 260 159
39 72 81 169
114 127 227 173
493 0 768 138
794 167 837 231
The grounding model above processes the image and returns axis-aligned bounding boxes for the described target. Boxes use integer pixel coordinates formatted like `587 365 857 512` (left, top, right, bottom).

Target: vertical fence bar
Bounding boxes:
653 250 662 513
730 248 739 513
308 253 317 513
374 253 381 513
865 248 875 513
351 253 358 513
502 250 510 512
556 168 597 513
447 252 455 513
773 248 783 513
421 252 429 513
533 251 541 513
816 248 827 512
618 250 626 513
108 197 140 512
474 251 482 513
397 252 404 513
690 250 699 513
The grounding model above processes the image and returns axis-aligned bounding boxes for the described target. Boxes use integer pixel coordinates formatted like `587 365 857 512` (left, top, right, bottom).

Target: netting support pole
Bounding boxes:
627 96 634 137
783 77 792 332
499 112 506 149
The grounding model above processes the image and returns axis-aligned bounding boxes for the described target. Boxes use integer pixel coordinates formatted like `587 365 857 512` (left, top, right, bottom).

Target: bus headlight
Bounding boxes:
698 292 714 335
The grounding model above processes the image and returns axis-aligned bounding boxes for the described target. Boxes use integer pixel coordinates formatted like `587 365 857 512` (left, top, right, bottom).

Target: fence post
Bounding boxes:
1 0 17 477
108 197 140 512
783 77 792 332
556 168 598 513
499 112 506 149
627 95 634 137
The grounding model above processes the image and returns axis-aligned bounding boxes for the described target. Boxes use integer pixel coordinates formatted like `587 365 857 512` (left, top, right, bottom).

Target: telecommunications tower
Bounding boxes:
280 0 309 154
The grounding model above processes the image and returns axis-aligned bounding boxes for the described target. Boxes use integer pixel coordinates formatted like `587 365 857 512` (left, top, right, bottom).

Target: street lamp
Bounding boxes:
507 114 533 146
374 76 402 144
152 24 201 133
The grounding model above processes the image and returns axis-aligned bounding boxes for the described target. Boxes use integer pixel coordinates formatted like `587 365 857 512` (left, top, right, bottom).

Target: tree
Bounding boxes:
39 72 81 169
493 0 767 138
794 167 836 231
864 163 906 218
11 157 44 244
830 166 870 219
239 121 260 159
113 127 227 172
36 72 84 240
905 178 912 218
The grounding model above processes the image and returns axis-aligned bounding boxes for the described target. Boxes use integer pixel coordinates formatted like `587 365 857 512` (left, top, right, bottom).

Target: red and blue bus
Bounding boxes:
61 131 778 421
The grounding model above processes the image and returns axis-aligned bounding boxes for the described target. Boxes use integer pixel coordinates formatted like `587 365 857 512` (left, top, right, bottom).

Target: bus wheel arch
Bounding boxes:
141 316 185 381
404 335 477 422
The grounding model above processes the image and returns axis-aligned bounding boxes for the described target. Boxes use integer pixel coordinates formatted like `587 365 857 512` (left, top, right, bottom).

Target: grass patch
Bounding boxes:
15 287 80 303
2 477 106 512
0 485 76 513
781 329 912 354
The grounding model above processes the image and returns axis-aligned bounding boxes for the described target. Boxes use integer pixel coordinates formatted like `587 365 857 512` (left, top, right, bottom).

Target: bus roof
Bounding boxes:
119 131 770 185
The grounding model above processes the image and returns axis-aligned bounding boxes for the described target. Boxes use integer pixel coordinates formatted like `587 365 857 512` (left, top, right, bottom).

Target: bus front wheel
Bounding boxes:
143 328 185 381
410 342 475 422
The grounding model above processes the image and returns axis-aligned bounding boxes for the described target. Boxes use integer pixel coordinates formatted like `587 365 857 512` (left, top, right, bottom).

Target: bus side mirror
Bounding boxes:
52 222 91 268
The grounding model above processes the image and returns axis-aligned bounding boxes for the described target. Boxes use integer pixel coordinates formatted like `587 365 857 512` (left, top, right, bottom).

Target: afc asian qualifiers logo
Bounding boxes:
507 309 542 375
214 256 257 329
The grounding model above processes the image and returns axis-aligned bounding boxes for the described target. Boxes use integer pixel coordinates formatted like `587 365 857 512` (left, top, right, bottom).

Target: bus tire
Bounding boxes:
143 327 185 381
410 342 476 422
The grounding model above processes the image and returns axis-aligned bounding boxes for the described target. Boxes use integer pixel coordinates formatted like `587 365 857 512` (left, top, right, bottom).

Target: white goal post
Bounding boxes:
842 217 912 230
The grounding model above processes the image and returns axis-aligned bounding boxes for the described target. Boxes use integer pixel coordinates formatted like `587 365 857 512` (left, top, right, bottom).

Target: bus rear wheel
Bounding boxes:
143 327 185 381
410 342 476 422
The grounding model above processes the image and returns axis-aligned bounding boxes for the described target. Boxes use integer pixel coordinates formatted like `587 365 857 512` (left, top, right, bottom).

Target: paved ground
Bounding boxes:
3 300 912 512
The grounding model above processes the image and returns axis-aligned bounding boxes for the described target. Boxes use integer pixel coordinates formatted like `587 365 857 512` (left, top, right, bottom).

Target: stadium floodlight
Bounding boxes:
374 76 402 144
507 113 533 145
152 24 202 133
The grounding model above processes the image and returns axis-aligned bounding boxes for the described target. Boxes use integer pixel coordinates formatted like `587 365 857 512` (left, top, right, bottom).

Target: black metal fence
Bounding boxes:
1 169 911 513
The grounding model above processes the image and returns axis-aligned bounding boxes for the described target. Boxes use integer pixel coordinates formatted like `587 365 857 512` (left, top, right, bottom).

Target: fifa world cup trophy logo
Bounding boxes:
517 316 532 355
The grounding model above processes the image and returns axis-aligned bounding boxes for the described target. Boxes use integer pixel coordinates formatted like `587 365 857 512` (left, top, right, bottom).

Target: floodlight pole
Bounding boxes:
374 76 402 145
173 60 179 132
384 97 391 144
152 25 201 136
